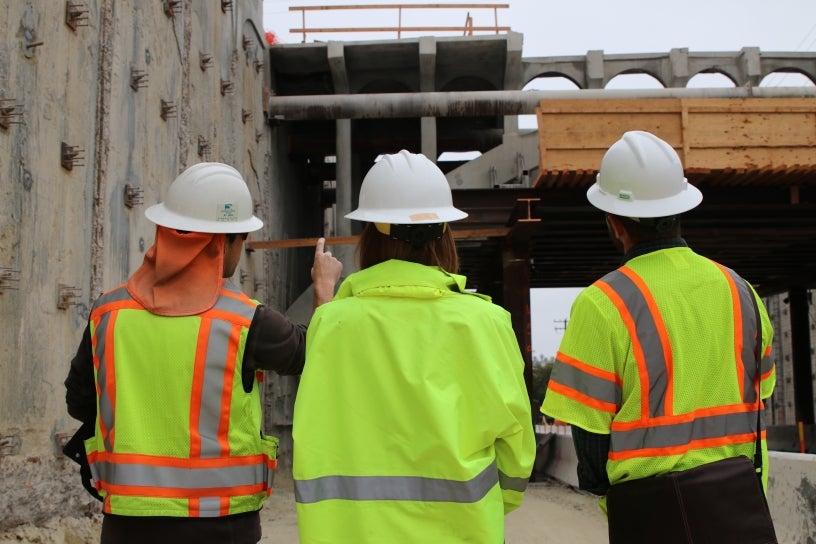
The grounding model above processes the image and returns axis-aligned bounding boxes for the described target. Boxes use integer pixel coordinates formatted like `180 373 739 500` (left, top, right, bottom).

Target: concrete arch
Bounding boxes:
523 72 582 90
689 69 739 87
760 68 816 87
605 69 666 89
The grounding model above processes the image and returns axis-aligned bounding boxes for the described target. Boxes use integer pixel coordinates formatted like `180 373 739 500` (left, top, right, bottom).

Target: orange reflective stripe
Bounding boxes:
609 431 764 461
548 380 617 414
190 497 200 517
612 402 757 431
190 319 212 458
557 351 621 386
201 308 253 328
220 496 230 517
101 310 118 450
595 279 651 418
101 482 268 499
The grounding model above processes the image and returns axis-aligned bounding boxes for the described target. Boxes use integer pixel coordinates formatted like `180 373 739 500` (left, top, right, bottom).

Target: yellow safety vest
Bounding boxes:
84 282 278 517
293 259 536 544
543 247 776 489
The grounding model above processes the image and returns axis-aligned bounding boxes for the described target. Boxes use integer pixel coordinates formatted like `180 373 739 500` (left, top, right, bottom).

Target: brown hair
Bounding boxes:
357 222 459 273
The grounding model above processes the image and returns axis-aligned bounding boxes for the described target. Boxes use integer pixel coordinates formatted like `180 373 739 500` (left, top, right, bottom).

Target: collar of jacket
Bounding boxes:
622 237 688 265
335 259 485 300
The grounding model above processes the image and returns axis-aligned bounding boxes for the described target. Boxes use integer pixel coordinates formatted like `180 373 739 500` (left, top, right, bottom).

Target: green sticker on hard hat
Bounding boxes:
216 203 239 222
618 190 633 201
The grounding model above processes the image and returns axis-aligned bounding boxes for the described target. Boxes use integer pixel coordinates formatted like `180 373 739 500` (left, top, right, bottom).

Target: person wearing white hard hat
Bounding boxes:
64 162 342 544
542 131 777 543
292 150 536 544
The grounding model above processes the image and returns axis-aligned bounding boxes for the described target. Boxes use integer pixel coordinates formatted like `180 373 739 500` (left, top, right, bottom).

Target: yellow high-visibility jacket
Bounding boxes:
84 282 278 517
543 246 776 491
293 259 536 544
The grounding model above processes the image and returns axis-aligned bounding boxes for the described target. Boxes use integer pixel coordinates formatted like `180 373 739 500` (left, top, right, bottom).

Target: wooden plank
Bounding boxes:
538 114 683 149
682 97 816 114
685 113 816 147
536 98 683 114
685 148 816 170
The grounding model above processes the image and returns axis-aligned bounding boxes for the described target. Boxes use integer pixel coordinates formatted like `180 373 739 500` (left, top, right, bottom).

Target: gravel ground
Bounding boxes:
0 477 607 543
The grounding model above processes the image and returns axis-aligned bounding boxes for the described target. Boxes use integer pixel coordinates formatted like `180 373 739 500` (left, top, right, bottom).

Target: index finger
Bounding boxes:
315 237 325 255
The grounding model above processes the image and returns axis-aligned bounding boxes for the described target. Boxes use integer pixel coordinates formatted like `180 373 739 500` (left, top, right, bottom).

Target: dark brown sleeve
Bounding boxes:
64 324 98 425
243 305 308 377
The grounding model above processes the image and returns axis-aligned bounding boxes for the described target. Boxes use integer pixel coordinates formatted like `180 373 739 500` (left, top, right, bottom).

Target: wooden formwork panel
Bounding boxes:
535 97 816 181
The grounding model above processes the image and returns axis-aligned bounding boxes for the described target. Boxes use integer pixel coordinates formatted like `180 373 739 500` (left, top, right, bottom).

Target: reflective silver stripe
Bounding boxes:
553 355 621 407
92 286 138 452
94 312 115 452
600 269 669 418
92 459 268 489
93 285 132 307
198 319 232 458
498 469 529 493
718 266 762 404
761 353 773 376
294 462 500 504
198 497 222 518
213 285 258 317
611 410 759 453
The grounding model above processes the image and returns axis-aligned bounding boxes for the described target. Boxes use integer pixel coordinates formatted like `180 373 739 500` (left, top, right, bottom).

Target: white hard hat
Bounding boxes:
345 150 467 224
145 162 263 233
586 131 702 218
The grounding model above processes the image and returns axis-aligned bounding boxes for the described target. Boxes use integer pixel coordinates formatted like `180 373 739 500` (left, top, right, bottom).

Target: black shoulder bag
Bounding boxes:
606 281 778 544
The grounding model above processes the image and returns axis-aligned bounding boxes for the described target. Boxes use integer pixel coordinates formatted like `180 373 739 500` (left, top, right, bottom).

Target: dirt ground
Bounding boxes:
0 477 607 543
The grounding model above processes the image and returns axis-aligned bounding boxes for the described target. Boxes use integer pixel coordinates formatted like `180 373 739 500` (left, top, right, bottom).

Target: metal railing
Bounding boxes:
289 3 510 43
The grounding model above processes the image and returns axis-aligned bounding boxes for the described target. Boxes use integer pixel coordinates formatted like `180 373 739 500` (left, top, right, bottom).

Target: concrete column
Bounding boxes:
419 37 437 160
740 46 762 87
586 50 606 89
669 47 690 88
503 31 524 138
334 119 356 269
421 117 437 160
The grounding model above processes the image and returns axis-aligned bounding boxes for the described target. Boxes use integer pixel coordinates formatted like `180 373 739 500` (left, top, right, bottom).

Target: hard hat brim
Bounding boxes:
145 203 264 233
586 181 703 218
345 206 468 224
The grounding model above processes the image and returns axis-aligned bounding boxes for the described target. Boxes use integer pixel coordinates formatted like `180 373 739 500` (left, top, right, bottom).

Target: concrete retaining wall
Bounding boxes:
0 0 287 530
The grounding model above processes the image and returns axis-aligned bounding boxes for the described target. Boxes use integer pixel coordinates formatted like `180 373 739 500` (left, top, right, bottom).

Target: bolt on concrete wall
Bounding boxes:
0 0 289 530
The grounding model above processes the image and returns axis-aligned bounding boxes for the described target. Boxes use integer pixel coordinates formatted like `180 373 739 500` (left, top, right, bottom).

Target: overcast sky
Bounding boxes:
262 0 816 358
264 0 816 55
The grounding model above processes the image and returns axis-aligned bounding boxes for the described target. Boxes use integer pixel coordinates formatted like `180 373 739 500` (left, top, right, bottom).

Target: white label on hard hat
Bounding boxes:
216 203 239 222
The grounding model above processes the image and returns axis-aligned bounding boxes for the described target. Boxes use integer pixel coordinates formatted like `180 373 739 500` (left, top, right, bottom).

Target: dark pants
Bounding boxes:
100 510 262 544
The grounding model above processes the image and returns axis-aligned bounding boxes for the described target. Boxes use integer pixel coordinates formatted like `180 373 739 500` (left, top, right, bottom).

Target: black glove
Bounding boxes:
62 421 103 502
